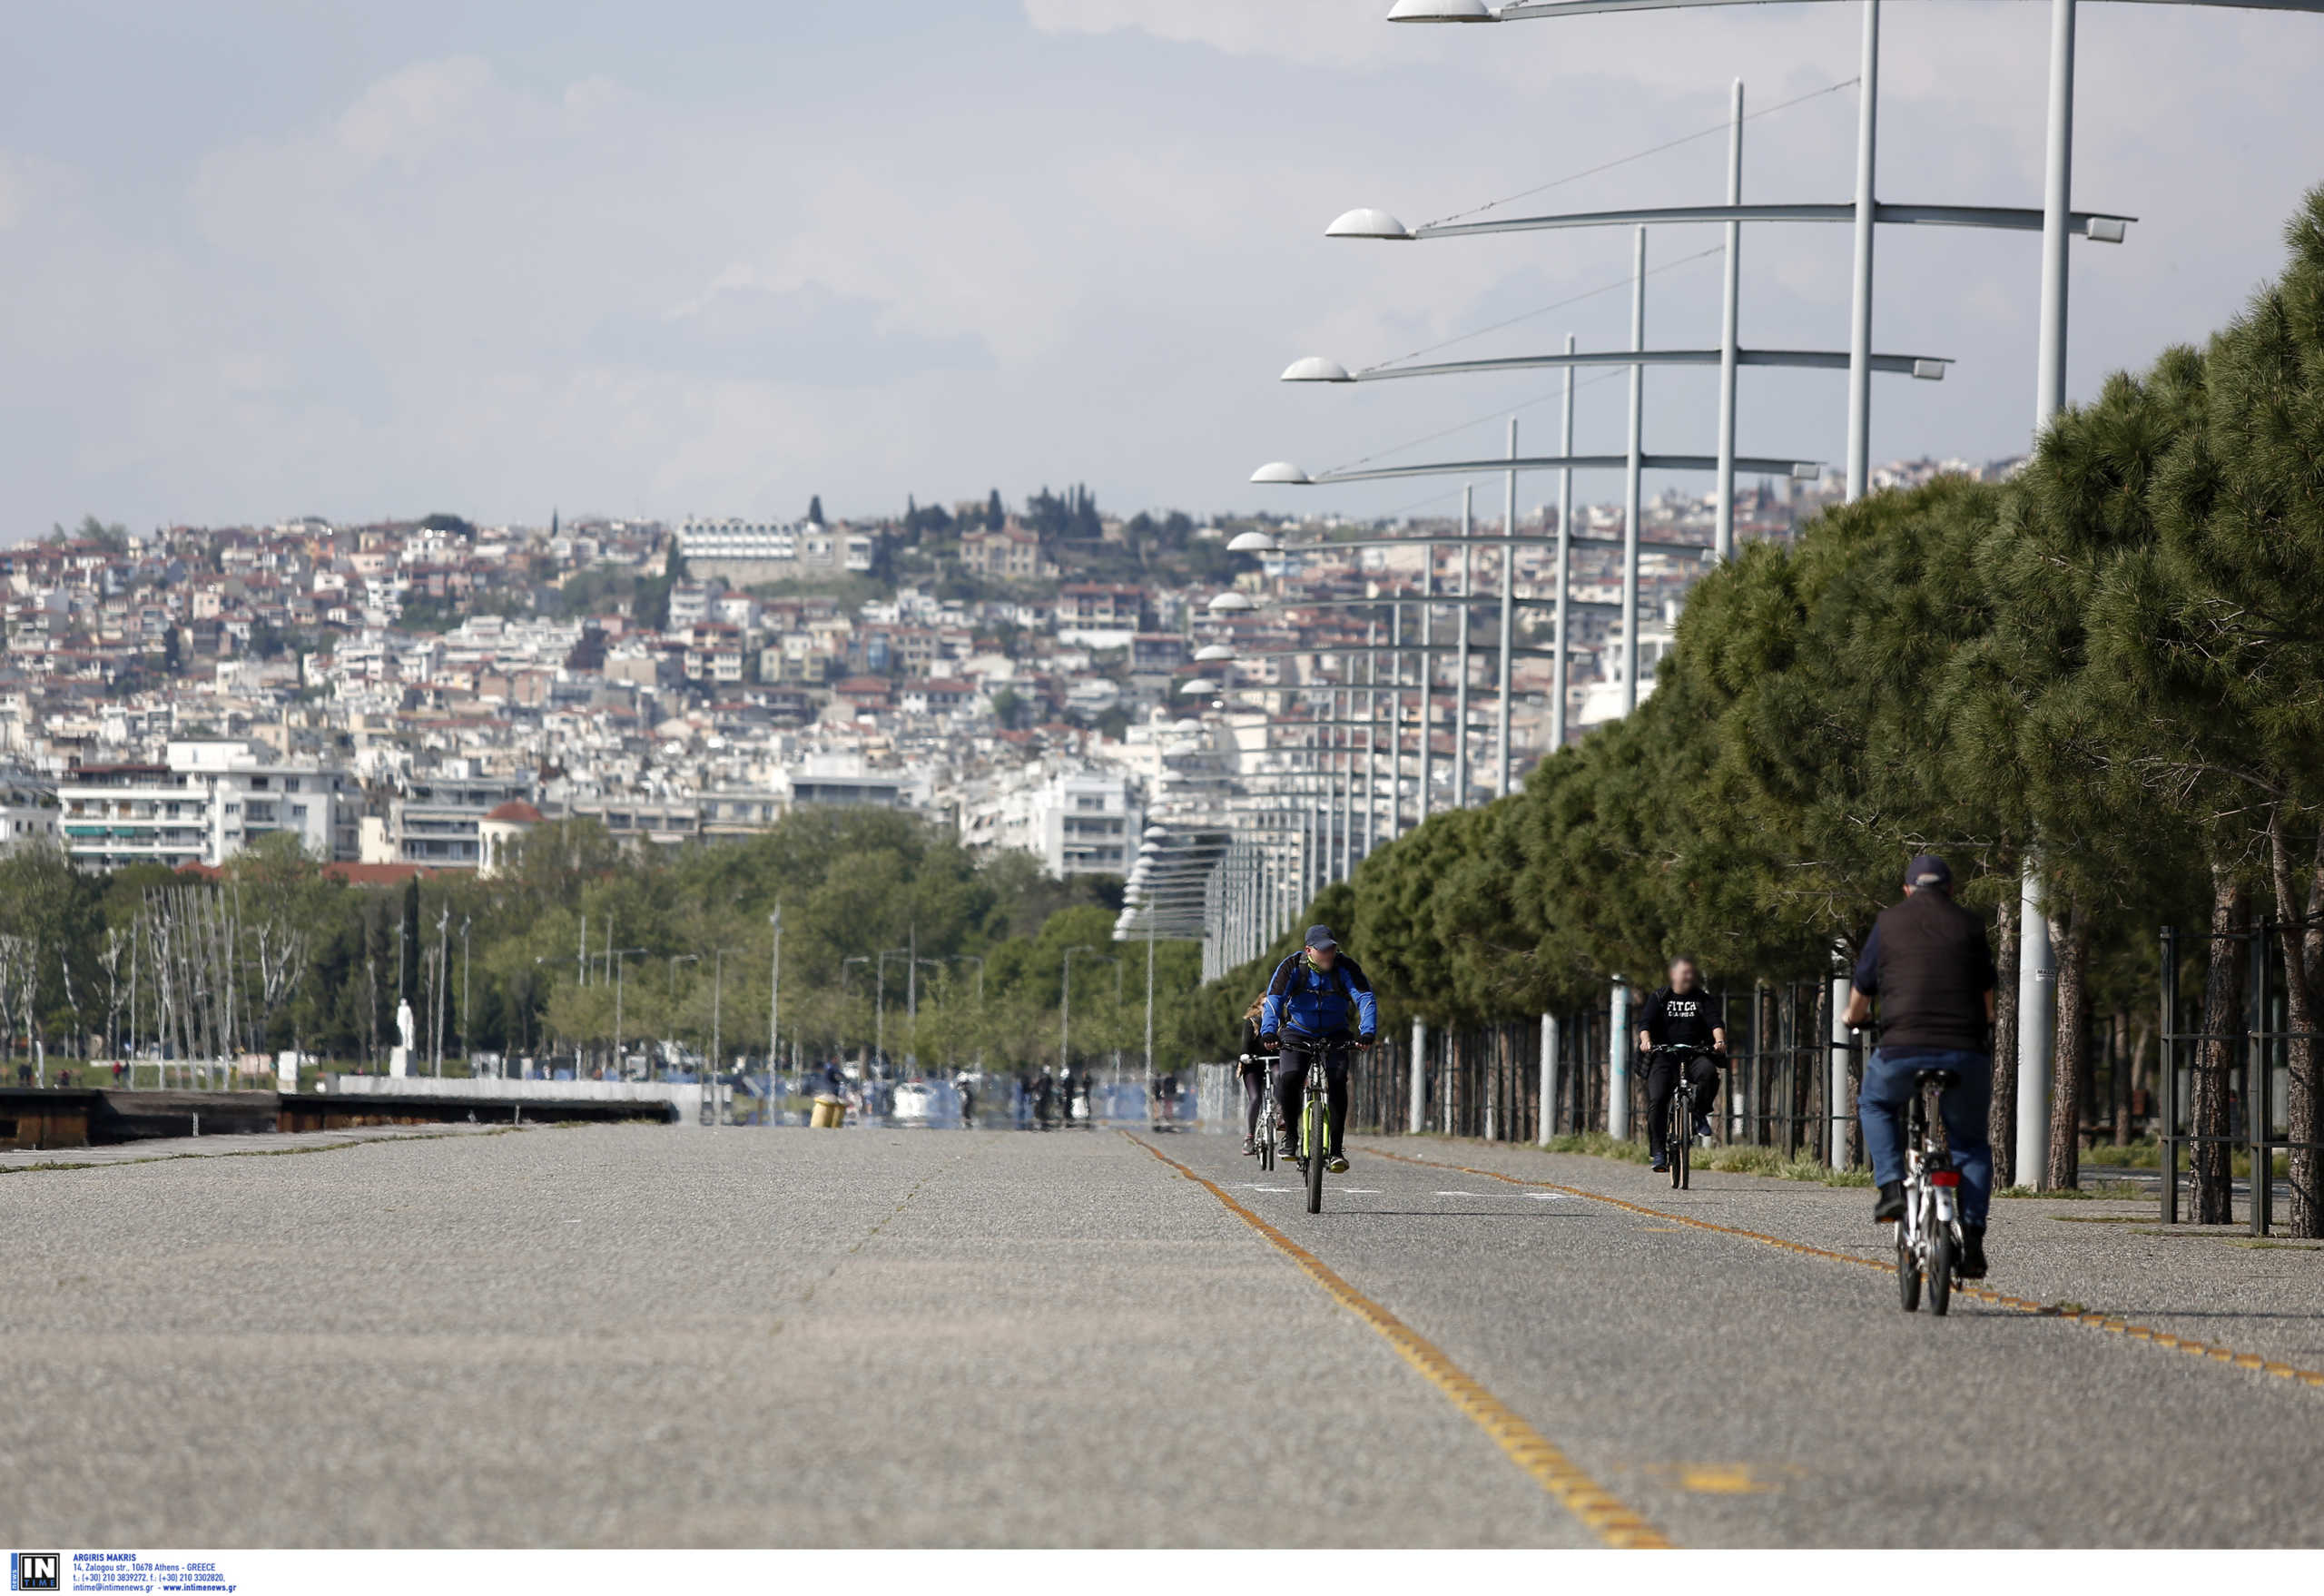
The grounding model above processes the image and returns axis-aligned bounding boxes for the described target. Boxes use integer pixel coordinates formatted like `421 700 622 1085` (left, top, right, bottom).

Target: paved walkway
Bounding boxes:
2 1122 2317 1548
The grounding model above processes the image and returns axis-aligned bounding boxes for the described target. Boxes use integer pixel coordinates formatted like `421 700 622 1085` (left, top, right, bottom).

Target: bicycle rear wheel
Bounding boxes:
1304 1099 1326 1214
1927 1227 1955 1316
1896 1231 1921 1313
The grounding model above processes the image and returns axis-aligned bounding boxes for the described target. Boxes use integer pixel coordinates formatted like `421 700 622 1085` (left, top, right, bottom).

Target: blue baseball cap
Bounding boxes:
1304 925 1339 951
1905 854 1953 890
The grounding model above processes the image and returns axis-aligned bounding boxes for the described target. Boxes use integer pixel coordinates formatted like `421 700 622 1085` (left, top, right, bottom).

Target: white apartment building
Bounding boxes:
360 773 538 869
1032 768 1142 878
60 741 358 871
0 773 59 855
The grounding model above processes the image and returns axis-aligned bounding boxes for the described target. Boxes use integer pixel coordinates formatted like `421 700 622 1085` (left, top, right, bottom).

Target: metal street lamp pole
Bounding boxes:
1419 537 1435 821
1453 485 1472 805
1497 419 1518 795
1551 333 1576 750
1846 0 1881 502
1621 227 1646 716
768 904 782 1081
1715 79 1745 560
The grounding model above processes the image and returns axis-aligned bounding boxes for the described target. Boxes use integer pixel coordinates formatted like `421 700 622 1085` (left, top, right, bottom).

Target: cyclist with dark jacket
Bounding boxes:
1258 925 1378 1173
1846 854 1998 1278
1236 998 1272 1156
1637 958 1727 1173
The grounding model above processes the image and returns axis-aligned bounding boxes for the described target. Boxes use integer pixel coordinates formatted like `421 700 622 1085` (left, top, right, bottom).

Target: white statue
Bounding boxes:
397 1000 416 1054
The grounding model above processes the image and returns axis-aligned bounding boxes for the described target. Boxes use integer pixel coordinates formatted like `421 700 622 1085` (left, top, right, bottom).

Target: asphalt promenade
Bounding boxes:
4 1121 2316 1547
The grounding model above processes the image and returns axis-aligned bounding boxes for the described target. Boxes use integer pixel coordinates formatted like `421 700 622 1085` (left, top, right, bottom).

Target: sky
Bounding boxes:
3 0 2321 536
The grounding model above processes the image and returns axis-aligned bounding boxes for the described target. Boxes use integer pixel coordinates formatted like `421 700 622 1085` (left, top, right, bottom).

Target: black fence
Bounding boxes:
1345 979 1866 1164
2158 921 2324 1235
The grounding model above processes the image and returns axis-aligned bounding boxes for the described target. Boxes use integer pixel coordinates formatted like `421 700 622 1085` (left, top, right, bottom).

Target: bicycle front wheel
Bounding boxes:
1305 1100 1326 1214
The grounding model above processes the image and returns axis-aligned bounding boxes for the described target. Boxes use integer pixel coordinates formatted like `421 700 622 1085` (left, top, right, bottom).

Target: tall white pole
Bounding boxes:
1845 0 1879 502
1716 78 1745 561
2022 0 2075 1178
768 904 781 1082
1389 606 1404 840
2018 869 2056 1184
1551 333 1576 751
1621 228 1646 717
1363 623 1378 856
1609 979 1632 1140
1453 487 1472 807
1408 1016 1428 1134
1419 547 1434 822
1830 956 1853 1167
1497 419 1518 795
1538 1011 1559 1147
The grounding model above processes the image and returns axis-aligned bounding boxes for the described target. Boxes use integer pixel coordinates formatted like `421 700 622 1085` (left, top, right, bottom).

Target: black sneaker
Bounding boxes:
1958 1226 1989 1278
1276 1140 1298 1164
1650 1154 1669 1173
1241 1137 1256 1157
1692 1113 1714 1142
1325 1153 1349 1174
1874 1181 1906 1223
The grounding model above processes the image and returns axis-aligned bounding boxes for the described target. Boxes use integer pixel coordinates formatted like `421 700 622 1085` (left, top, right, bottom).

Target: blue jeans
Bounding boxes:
1856 1048 1993 1229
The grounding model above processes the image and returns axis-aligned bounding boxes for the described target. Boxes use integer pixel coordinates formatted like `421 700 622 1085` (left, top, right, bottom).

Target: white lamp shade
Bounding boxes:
1324 207 1413 240
1179 677 1219 695
1194 644 1236 662
1226 530 1278 553
1280 356 1353 383
1206 592 1257 614
1249 461 1311 485
1388 0 1497 18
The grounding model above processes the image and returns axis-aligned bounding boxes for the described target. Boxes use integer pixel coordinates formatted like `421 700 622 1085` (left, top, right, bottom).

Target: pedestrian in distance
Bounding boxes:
1846 854 1999 1279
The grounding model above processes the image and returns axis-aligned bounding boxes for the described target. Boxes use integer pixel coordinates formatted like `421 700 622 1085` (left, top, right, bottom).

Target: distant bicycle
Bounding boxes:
1653 1042 1717 1190
1895 1069 1965 1315
1251 1053 1280 1173
1284 1036 1345 1215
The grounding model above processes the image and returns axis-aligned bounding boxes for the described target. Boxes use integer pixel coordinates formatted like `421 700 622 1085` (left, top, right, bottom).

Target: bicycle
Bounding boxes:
1652 1042 1717 1190
1895 1068 1965 1316
1281 1035 1345 1215
1247 1054 1280 1172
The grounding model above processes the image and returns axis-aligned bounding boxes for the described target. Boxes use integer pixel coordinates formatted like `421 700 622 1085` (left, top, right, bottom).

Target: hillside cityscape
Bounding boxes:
5 456 2012 885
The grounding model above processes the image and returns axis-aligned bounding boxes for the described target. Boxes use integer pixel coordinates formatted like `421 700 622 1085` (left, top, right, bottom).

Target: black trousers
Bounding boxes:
1645 1051 1720 1160
1273 1042 1350 1158
1239 1064 1268 1139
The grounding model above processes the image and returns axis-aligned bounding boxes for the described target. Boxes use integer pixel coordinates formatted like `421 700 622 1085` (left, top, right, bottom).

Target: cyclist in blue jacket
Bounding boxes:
1258 925 1378 1173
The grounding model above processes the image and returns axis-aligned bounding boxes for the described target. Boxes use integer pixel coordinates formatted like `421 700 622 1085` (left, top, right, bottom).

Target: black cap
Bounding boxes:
1905 854 1953 890
1304 925 1339 951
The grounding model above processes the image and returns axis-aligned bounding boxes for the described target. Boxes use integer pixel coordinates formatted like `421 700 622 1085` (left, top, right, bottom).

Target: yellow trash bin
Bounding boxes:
811 1094 847 1129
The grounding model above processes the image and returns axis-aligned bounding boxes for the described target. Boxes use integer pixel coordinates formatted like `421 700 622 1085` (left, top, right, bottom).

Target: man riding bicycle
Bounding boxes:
1258 925 1377 1174
1636 957 1726 1174
1846 853 1998 1279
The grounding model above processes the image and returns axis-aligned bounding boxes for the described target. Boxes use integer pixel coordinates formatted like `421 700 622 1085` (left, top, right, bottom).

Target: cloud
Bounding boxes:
1022 0 1423 69
589 280 993 386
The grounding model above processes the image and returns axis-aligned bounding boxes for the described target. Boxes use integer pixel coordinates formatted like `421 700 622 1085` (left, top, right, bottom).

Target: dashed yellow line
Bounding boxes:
1367 1144 2324 1397
1122 1131 1669 1549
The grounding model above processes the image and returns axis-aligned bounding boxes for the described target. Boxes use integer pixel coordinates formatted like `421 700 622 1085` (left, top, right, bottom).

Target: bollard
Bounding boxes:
811 1094 847 1129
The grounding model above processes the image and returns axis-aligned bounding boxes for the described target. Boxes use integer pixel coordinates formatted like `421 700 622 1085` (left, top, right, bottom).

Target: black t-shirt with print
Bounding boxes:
1641 987 1723 1050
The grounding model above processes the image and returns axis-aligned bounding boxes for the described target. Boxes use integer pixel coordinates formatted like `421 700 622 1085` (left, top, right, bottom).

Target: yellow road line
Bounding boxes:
1367 1143 2324 1396
1122 1131 1669 1549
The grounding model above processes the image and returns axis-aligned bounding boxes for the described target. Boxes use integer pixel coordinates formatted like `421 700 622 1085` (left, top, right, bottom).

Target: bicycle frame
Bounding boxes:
1897 1075 1964 1315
